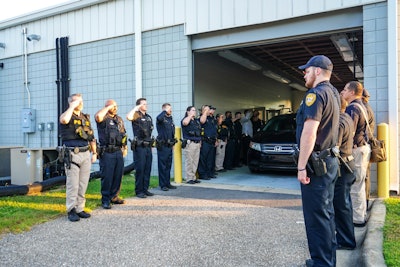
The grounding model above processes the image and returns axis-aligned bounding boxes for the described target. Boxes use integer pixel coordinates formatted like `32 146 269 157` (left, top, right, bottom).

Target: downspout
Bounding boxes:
134 0 142 98
387 0 399 193
22 28 30 108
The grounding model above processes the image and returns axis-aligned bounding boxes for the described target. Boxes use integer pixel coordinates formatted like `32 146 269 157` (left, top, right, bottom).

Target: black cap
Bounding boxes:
298 55 333 71
209 105 216 110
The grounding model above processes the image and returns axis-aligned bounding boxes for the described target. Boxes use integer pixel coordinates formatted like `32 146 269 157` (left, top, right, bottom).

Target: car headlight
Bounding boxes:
249 141 261 152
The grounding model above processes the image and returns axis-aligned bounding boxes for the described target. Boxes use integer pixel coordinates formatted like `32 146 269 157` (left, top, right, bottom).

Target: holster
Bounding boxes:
181 139 188 149
310 150 329 176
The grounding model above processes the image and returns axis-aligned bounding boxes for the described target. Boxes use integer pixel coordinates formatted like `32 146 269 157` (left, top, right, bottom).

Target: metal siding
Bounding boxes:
74 10 84 44
123 0 134 34
276 0 293 18
221 0 235 29
154 0 165 29
106 1 117 37
90 5 100 40
293 0 309 17
248 0 263 25
174 0 186 23
263 0 278 22
197 0 210 33
164 0 175 26
210 0 222 30
308 0 326 13
234 0 248 27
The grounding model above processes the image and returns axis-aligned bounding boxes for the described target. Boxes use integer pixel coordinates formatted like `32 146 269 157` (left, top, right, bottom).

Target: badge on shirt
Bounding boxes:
305 93 316 107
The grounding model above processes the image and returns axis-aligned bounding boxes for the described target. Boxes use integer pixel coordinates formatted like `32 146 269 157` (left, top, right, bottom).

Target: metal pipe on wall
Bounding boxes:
22 28 31 108
134 0 143 98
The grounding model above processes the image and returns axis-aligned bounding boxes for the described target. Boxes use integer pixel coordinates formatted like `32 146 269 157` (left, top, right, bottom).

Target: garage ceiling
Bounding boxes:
232 30 364 91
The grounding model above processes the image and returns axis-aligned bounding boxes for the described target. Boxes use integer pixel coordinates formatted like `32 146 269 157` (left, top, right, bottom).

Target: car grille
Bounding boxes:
261 144 296 154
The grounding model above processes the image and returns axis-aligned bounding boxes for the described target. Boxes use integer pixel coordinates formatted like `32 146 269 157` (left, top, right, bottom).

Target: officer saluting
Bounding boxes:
156 103 177 191
59 93 97 222
296 55 340 267
95 99 127 209
127 98 154 198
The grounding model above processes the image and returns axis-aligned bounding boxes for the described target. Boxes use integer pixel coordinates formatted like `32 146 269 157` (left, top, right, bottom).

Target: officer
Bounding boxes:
223 111 236 170
233 111 243 167
59 93 97 222
340 81 371 227
156 103 177 191
215 113 228 172
333 95 356 250
181 106 202 184
95 99 127 209
127 98 154 198
296 55 340 267
197 105 217 180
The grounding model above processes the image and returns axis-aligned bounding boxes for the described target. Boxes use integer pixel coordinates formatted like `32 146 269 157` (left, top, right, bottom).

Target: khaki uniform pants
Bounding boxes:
183 141 201 181
350 144 371 223
215 139 226 171
65 150 91 213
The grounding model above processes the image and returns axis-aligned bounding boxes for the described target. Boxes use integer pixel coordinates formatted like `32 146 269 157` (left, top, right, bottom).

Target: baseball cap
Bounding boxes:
298 55 333 71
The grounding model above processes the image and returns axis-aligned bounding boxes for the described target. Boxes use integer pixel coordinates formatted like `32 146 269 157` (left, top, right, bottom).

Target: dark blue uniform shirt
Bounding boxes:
156 111 175 141
202 115 217 139
296 81 340 151
181 117 202 141
131 112 153 141
345 99 368 147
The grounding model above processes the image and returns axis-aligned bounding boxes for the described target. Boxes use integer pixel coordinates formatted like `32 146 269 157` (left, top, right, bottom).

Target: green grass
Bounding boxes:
384 198 400 267
0 174 158 235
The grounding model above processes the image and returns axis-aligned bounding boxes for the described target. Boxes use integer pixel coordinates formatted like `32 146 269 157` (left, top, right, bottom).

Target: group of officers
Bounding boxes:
59 96 176 222
59 54 375 267
296 55 375 267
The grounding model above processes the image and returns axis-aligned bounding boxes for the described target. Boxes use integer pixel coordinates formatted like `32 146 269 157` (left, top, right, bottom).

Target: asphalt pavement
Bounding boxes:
0 167 386 266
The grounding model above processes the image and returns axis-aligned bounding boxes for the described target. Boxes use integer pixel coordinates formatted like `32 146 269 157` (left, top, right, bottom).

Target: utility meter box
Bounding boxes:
21 108 36 133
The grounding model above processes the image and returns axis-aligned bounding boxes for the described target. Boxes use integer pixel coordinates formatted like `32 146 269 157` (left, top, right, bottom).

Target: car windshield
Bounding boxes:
262 115 295 133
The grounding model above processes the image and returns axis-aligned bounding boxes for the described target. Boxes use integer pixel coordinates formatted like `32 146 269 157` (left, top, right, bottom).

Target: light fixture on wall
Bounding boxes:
26 34 41 41
330 33 354 62
0 43 5 49
262 70 291 84
289 83 308 92
218 50 262 71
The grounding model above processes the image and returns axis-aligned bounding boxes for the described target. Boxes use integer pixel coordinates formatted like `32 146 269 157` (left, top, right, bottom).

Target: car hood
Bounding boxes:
252 130 296 144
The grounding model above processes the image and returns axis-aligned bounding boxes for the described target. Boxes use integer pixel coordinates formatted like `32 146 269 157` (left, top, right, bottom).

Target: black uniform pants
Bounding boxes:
333 161 356 248
223 139 235 169
301 156 338 267
134 146 152 195
100 150 124 204
241 135 251 164
157 145 173 188
198 141 214 179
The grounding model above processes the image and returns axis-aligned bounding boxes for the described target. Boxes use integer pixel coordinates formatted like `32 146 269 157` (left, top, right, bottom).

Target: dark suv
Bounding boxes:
247 113 297 172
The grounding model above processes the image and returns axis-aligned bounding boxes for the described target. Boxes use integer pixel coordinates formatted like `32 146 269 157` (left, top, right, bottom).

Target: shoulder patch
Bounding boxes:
305 93 317 107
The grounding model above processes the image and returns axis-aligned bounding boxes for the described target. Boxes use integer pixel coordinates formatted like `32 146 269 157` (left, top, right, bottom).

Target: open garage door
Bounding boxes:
192 8 363 117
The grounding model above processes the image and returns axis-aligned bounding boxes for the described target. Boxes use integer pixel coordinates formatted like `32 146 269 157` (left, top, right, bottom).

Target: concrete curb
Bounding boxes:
362 199 387 267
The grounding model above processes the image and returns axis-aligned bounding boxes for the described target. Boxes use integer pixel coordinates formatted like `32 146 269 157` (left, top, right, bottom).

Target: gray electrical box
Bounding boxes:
21 108 36 133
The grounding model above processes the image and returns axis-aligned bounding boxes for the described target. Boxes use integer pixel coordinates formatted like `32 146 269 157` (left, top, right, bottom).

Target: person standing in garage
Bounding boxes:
215 113 228 172
241 109 253 165
223 111 236 170
296 55 340 267
233 111 243 167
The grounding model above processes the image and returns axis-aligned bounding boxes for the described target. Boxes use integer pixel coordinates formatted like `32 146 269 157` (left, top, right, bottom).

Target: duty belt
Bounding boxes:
66 146 90 153
103 145 121 153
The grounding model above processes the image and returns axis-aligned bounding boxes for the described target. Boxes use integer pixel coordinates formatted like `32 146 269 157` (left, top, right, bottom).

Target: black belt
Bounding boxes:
188 140 201 143
103 146 121 153
66 146 90 153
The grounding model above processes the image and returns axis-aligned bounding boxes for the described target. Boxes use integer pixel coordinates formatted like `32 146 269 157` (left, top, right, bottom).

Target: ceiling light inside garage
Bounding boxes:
289 83 308 91
348 62 364 78
330 33 354 62
262 70 291 84
218 50 262 71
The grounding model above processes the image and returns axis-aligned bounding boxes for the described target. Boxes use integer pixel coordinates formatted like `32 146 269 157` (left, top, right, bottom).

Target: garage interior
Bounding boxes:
193 30 363 121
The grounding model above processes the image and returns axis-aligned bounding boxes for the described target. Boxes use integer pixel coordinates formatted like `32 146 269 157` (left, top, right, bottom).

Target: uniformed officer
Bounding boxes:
233 111 243 167
59 93 97 222
127 98 155 198
181 106 202 184
95 99 127 209
215 113 228 172
333 95 356 250
197 105 217 180
296 55 340 267
223 111 236 170
156 103 177 191
340 81 371 227
240 109 253 165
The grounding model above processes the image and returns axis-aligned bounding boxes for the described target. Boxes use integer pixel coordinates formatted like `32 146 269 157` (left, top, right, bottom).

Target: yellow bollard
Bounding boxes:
173 127 182 183
377 123 389 198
